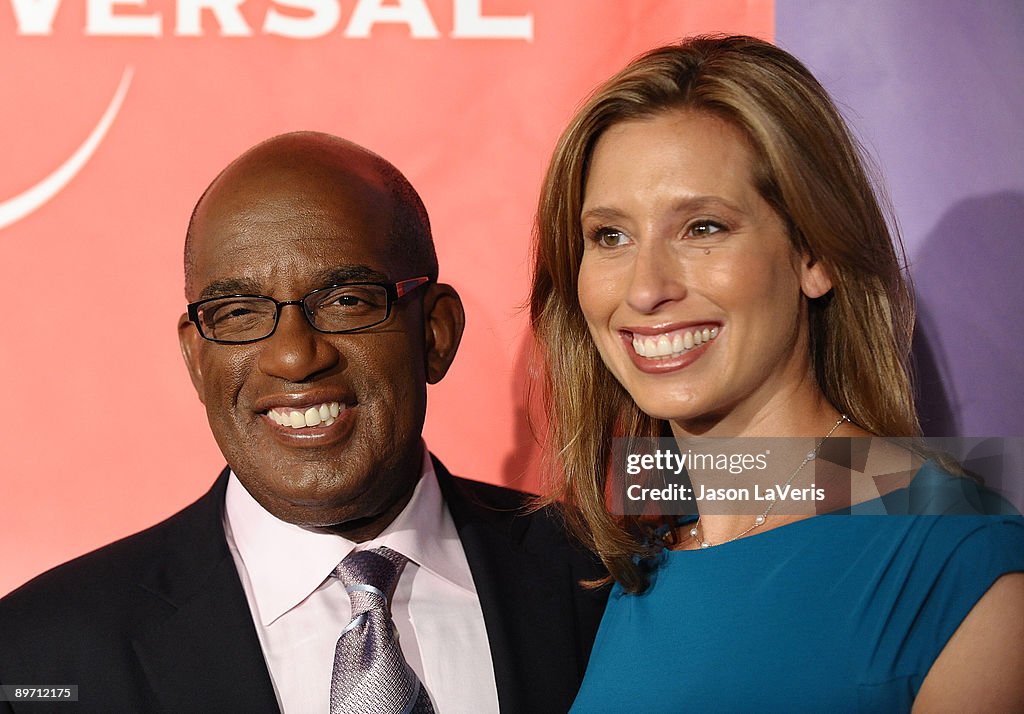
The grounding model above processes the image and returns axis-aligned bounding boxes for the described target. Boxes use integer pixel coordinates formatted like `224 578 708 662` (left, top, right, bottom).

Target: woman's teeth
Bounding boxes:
632 327 719 359
268 402 342 428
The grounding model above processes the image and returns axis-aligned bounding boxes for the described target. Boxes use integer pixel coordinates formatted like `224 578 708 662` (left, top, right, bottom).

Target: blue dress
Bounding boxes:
571 464 1024 712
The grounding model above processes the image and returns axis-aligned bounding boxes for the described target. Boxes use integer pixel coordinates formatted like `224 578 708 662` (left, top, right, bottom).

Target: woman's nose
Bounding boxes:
625 240 688 314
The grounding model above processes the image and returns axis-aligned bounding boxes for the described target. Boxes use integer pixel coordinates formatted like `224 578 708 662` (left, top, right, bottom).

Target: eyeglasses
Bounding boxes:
187 277 431 344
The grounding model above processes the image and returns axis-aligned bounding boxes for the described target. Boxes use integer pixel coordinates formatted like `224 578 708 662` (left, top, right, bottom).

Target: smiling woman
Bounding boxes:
530 35 1024 711
578 111 833 426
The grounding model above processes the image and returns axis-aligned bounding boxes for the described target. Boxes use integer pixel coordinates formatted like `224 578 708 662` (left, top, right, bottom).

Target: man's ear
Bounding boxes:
421 283 465 384
178 313 206 403
800 254 833 299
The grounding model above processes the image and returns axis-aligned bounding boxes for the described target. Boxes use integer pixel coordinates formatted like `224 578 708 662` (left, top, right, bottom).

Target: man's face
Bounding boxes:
179 151 436 538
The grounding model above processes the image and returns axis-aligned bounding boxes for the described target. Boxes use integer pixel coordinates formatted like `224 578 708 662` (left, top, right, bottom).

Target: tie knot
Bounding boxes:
334 546 408 607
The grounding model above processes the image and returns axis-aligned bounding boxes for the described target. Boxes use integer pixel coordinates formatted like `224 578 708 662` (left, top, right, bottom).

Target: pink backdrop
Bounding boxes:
0 1 773 596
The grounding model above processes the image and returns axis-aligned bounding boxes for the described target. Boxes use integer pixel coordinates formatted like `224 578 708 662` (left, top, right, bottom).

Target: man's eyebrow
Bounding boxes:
314 265 391 285
198 278 263 300
196 266 391 301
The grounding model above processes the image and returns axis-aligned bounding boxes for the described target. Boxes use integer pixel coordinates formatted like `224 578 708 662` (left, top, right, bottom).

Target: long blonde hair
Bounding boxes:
530 35 917 593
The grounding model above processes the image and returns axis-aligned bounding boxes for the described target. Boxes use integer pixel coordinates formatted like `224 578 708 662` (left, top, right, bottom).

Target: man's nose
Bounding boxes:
625 239 687 314
256 303 340 382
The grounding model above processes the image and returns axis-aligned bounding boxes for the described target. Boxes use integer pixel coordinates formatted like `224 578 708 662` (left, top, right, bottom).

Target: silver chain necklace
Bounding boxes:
688 415 849 548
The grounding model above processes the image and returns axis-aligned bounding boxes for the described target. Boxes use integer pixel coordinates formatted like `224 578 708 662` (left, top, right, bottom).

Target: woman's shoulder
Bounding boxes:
841 458 1024 565
841 455 1020 516
905 459 1019 515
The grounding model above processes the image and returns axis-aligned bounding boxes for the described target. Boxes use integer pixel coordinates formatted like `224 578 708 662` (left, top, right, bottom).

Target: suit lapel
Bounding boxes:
435 457 604 714
130 469 280 713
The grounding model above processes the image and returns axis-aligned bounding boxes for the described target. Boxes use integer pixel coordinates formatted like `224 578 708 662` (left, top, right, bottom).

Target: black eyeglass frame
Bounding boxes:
186 276 432 344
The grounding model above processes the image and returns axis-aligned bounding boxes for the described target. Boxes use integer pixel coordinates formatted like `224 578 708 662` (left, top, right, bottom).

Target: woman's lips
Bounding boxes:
629 324 719 359
620 324 720 374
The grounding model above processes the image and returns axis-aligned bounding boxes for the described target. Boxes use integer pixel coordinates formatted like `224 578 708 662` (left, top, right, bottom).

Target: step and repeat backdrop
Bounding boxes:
2 1 1021 596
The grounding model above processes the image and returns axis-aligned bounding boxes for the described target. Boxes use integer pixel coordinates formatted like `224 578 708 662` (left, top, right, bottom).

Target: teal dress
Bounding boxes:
571 464 1024 712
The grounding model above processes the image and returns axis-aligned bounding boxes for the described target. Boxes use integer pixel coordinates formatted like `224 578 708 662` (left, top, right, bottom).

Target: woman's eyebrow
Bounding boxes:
581 196 745 223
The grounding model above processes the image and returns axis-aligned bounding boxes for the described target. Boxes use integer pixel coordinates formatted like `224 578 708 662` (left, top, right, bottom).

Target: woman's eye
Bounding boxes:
688 220 725 238
591 227 630 248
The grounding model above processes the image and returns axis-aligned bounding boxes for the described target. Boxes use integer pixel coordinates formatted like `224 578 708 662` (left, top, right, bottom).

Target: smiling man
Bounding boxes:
0 132 605 714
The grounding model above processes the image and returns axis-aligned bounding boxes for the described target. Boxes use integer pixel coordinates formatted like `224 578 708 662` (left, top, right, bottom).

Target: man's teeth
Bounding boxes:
632 327 719 359
268 402 343 428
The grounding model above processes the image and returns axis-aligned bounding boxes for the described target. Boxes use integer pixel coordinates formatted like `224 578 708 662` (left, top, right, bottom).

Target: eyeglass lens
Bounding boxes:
197 284 390 342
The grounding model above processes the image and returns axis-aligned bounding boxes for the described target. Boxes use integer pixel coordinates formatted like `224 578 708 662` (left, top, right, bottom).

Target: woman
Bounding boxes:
530 35 1024 710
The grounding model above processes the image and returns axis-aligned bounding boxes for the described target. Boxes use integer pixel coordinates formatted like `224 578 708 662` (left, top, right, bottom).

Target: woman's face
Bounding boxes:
577 110 830 430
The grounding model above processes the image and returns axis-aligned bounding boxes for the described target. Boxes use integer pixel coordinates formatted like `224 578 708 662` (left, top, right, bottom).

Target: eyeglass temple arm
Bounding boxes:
395 276 431 298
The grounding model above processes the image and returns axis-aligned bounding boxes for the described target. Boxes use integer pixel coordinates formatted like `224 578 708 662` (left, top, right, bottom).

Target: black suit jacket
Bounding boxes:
0 459 607 713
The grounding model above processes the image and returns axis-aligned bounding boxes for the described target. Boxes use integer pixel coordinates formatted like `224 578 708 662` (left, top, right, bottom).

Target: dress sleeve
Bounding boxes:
875 516 1024 702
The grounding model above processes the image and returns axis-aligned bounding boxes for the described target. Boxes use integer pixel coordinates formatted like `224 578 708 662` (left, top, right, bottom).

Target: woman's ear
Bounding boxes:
800 255 833 299
422 283 466 384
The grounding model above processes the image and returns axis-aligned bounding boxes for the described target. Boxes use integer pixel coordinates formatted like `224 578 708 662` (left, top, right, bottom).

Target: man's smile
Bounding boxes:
253 390 359 443
267 401 345 428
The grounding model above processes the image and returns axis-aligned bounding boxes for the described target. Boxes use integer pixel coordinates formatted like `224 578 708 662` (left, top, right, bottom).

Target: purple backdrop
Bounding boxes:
777 1 1024 446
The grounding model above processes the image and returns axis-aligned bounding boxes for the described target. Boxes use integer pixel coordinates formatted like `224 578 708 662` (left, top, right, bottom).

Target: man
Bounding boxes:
0 132 606 713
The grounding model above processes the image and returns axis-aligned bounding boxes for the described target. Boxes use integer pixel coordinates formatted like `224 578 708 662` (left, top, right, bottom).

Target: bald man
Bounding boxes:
0 133 606 714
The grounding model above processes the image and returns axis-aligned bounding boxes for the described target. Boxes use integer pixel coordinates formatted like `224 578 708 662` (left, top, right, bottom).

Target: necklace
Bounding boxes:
687 415 849 548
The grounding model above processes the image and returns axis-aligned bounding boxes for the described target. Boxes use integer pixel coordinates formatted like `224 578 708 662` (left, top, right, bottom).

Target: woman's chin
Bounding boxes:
634 399 709 425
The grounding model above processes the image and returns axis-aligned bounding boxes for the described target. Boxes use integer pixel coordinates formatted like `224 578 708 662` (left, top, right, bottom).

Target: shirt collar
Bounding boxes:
224 444 474 626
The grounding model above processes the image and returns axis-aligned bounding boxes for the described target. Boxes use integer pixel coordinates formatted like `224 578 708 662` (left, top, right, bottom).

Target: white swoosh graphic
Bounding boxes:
0 66 134 230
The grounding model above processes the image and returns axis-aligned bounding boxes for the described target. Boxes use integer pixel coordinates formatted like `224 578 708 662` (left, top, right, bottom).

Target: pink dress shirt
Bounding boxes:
223 446 499 713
